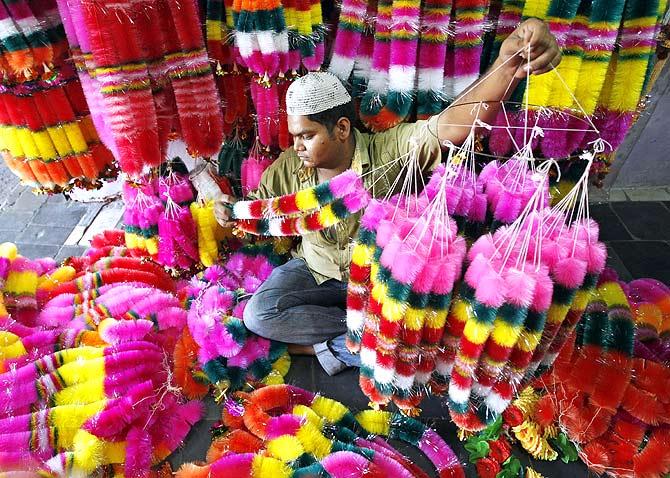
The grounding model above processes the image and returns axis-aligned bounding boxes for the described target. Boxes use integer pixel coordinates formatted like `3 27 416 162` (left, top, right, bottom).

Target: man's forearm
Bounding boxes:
437 56 521 146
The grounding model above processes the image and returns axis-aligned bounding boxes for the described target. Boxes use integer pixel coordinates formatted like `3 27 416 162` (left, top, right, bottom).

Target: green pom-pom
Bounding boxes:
390 414 425 445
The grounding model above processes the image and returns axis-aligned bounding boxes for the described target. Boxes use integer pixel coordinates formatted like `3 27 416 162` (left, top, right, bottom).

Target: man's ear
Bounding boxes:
335 117 351 141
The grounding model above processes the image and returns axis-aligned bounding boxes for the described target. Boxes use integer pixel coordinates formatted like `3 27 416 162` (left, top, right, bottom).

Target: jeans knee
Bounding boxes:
243 293 271 336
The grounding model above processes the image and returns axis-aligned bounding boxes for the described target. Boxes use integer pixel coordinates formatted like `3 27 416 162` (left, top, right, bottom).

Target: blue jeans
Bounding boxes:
243 258 360 375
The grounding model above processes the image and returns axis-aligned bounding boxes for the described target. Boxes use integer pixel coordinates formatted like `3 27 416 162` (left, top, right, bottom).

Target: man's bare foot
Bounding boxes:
287 344 316 356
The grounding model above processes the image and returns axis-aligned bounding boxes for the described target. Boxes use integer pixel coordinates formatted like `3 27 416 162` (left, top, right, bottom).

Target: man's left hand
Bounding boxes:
500 18 562 78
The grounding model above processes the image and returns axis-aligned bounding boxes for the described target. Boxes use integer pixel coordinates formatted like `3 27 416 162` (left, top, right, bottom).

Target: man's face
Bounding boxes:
287 115 346 170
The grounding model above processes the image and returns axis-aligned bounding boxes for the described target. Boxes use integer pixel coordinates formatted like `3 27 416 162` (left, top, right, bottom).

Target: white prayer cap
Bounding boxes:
286 72 352 116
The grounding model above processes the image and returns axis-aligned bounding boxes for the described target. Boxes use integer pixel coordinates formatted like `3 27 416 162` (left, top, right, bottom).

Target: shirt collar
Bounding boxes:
294 128 370 183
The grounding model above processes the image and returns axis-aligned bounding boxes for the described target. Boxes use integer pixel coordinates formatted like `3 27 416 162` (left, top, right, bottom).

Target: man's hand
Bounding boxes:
213 195 236 227
500 18 562 78
190 161 237 227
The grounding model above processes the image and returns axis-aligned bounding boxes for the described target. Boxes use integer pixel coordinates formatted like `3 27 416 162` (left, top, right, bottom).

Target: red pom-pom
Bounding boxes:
488 437 512 464
502 404 524 427
533 394 556 428
475 457 501 478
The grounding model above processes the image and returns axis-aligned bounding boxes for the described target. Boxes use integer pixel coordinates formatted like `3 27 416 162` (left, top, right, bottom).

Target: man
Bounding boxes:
195 18 561 375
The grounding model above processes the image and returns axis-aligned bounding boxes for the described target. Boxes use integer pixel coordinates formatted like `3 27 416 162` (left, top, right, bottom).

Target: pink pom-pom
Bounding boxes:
360 200 386 232
553 256 588 289
468 193 488 223
475 267 507 307
503 267 536 307
586 241 607 274
531 267 554 311
494 191 522 223
467 233 496 263
99 318 154 343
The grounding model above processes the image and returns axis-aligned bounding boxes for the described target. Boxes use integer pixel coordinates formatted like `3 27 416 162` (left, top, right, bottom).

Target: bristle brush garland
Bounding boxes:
176 384 464 478
233 170 371 236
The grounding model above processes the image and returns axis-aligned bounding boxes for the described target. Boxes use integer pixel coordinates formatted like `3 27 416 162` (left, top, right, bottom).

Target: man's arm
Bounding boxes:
437 18 562 146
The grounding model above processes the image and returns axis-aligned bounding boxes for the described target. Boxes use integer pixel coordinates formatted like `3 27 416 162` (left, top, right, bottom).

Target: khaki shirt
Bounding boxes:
249 115 443 284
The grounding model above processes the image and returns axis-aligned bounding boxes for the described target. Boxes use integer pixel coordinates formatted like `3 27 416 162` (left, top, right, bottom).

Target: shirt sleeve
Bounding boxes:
370 115 443 175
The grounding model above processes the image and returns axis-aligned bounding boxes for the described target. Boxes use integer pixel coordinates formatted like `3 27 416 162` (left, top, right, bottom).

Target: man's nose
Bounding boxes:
294 137 305 151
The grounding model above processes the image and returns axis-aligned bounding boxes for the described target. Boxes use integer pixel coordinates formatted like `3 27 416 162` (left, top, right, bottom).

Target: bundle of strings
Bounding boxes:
205 0 249 138
0 76 115 192
57 0 223 177
416 0 452 119
445 160 554 430
175 383 464 478
232 169 371 236
183 248 290 395
232 0 291 148
443 0 489 102
537 277 670 478
0 341 203 476
344 146 469 412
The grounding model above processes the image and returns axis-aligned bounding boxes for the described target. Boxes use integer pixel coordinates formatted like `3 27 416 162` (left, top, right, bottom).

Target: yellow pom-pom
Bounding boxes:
292 404 322 427
52 401 107 447
491 320 522 348
251 455 292 478
598 281 628 308
351 243 373 266
62 123 88 154
355 410 392 436
513 421 558 460
145 237 158 255
72 429 107 472
38 265 77 290
318 204 338 228
58 356 105 385
55 378 105 406
294 188 319 211
46 126 75 157
381 297 405 322
266 435 304 461
271 353 291 377
0 242 17 259
404 307 426 331
463 320 493 345
311 395 348 424
30 130 57 160
0 331 26 359
296 421 331 458
424 309 448 330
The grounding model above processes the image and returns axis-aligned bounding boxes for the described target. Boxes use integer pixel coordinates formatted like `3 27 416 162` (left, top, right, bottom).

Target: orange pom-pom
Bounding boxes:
174 463 211 478
206 429 263 462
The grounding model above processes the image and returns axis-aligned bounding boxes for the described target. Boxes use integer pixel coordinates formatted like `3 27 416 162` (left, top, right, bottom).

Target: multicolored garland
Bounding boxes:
233 170 371 236
176 384 464 478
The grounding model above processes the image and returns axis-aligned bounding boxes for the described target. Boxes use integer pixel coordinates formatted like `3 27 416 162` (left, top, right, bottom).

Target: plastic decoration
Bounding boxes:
176 384 464 478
